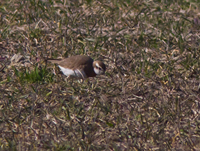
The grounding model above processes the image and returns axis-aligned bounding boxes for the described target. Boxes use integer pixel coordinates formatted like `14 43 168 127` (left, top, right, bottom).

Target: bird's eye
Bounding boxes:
97 67 102 70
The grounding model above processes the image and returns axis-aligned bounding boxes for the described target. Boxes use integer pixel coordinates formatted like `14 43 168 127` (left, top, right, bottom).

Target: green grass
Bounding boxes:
0 0 200 150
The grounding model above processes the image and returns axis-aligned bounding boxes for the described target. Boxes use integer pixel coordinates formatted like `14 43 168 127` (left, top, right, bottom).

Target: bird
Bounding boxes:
48 55 106 79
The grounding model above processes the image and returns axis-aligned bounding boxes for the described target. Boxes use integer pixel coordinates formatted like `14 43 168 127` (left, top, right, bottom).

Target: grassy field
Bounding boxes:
0 0 200 150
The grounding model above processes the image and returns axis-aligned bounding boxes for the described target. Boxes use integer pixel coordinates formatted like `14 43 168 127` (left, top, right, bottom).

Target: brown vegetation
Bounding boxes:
0 0 200 150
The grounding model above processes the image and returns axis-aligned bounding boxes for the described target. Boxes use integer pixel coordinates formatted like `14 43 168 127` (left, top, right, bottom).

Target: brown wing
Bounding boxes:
48 55 94 70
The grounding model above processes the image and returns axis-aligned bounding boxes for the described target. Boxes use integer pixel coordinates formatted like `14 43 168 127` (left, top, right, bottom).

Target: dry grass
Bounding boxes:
0 0 200 150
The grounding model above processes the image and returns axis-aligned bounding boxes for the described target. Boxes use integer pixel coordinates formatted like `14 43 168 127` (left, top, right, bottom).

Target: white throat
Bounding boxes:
94 68 100 75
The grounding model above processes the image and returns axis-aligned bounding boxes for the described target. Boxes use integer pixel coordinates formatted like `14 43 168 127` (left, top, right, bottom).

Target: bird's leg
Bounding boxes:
78 79 84 83
64 75 74 87
73 69 85 83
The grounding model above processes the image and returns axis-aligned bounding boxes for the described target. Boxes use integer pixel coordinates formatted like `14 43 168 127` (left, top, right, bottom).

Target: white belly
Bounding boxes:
58 66 87 79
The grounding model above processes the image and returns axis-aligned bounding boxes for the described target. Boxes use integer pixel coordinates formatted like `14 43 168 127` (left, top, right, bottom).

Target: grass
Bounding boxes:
0 0 200 150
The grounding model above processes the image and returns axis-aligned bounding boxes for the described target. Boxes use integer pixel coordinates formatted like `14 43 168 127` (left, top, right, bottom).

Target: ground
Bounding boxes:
0 0 200 150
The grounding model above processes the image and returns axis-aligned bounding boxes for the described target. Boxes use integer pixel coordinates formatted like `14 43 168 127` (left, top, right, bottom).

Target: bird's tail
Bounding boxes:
47 59 62 64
